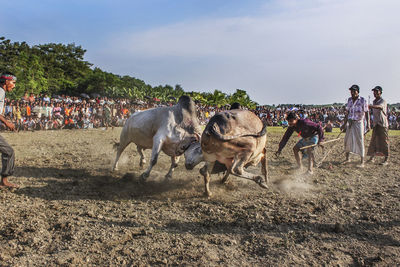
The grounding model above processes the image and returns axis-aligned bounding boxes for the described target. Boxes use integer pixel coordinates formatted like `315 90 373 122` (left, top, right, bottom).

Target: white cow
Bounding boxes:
112 96 201 181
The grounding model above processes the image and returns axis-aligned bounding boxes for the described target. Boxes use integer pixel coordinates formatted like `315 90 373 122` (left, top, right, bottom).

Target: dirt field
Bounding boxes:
0 127 399 266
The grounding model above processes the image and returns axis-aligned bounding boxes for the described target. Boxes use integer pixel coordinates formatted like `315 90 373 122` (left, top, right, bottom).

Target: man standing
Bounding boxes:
103 103 112 129
367 86 389 165
0 72 18 188
341 84 370 167
275 112 324 174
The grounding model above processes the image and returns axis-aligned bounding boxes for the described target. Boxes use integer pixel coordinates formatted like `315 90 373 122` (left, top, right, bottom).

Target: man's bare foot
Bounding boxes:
306 169 314 175
358 163 365 168
0 178 19 189
342 159 351 165
380 161 389 166
292 165 303 171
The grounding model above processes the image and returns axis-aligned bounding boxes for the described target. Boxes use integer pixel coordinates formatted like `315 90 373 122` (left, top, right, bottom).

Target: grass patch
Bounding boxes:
389 130 400 136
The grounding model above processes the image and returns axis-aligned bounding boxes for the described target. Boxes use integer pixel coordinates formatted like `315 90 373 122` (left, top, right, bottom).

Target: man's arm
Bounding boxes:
276 126 295 154
365 111 370 131
364 98 371 131
369 99 387 116
340 113 348 131
0 114 15 131
316 122 325 144
369 104 383 110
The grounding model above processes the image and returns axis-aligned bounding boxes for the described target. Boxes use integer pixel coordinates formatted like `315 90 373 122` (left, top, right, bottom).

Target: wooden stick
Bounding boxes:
300 137 341 150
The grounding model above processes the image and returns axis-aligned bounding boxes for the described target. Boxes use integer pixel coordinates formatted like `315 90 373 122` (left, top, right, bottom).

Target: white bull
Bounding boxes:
184 109 268 197
112 95 201 181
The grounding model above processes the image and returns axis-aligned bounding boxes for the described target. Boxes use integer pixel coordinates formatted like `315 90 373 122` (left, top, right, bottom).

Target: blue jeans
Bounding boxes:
295 135 319 158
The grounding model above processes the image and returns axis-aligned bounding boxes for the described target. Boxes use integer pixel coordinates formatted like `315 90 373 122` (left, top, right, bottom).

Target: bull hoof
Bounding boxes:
204 191 212 198
164 174 172 181
220 172 229 184
139 173 149 183
254 176 268 189
199 166 207 177
139 160 146 169
220 177 229 184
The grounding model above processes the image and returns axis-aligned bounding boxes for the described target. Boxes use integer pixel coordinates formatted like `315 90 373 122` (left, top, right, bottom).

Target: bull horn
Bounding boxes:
195 132 201 141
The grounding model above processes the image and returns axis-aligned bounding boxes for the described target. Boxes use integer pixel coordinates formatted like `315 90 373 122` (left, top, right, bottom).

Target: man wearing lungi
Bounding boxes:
275 112 324 174
341 84 370 167
367 86 389 165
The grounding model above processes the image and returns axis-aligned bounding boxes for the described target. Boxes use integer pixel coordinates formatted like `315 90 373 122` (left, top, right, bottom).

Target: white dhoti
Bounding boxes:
344 120 365 157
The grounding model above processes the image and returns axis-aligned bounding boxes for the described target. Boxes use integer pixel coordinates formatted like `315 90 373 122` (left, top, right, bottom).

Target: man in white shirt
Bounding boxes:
0 72 18 188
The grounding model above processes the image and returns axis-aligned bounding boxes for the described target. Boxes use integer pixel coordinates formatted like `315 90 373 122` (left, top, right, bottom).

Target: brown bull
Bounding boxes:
185 109 268 197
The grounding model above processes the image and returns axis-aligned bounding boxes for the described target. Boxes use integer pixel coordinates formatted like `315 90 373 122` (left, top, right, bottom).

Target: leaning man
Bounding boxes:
275 112 324 174
0 72 18 188
367 86 389 165
341 84 370 167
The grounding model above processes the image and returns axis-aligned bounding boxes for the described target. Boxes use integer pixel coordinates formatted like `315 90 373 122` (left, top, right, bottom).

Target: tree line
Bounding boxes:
0 37 258 108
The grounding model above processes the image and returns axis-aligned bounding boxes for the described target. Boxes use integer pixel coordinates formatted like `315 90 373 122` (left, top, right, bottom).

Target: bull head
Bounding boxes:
184 141 203 170
175 134 200 156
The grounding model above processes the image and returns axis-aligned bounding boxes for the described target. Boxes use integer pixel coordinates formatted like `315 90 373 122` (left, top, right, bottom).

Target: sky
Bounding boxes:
1 0 399 105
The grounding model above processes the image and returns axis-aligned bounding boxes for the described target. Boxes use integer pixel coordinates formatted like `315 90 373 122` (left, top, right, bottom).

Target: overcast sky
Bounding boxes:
1 0 399 105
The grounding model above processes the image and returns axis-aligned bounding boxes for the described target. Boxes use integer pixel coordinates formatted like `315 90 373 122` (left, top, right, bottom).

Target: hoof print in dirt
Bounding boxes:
333 222 345 233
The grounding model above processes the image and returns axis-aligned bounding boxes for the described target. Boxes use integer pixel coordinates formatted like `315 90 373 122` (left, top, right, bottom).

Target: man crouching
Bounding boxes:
275 112 324 174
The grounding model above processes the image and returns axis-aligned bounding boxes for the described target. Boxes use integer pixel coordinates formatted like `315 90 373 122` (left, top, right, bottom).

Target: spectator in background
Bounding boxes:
22 92 29 102
103 104 112 129
28 93 35 103
323 120 333 132
367 86 389 165
43 94 50 103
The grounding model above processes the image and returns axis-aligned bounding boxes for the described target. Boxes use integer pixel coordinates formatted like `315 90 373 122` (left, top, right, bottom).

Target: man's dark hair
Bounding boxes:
286 112 297 121
230 102 242 110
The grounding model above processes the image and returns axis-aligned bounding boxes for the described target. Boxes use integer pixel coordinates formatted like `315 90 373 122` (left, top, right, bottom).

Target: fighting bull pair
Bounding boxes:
112 96 269 197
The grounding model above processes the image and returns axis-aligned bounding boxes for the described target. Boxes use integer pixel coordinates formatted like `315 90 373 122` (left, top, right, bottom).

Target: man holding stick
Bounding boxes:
275 112 324 174
0 72 18 188
341 84 370 167
367 86 389 165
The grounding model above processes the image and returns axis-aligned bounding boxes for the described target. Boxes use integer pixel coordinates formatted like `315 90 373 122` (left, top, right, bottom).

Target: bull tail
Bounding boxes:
208 122 267 141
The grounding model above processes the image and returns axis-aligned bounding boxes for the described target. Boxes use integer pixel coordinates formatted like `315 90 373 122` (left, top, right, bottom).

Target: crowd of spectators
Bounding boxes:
1 93 152 131
199 104 400 130
1 93 400 132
